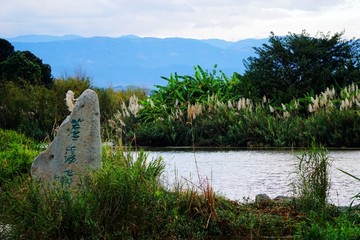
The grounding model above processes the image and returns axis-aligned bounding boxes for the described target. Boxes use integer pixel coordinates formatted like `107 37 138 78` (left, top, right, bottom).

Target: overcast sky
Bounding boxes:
1 0 359 41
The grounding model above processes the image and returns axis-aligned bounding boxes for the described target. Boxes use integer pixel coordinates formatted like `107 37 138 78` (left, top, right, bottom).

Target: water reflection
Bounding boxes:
147 150 360 206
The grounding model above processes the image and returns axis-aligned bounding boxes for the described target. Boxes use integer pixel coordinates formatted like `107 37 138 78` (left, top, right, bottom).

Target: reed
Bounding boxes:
293 143 331 212
107 80 360 148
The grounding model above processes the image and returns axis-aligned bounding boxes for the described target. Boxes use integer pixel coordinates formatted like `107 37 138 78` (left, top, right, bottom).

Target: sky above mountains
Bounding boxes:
1 0 360 41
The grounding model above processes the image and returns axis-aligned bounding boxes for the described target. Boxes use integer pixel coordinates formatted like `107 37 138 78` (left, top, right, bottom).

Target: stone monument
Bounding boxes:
31 89 102 187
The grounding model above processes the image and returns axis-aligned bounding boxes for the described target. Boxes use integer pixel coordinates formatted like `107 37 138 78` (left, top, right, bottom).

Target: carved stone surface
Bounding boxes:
31 89 102 187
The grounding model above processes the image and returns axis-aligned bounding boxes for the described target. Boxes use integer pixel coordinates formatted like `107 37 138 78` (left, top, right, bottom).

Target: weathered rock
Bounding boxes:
255 193 271 204
274 195 294 203
31 89 102 187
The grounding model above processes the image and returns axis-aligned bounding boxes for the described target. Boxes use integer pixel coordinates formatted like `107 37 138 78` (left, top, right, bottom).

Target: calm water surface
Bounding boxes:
147 150 360 206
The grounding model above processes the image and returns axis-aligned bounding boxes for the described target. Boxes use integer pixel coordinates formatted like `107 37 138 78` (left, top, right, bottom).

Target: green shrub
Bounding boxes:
0 82 56 140
295 214 360 240
0 129 39 188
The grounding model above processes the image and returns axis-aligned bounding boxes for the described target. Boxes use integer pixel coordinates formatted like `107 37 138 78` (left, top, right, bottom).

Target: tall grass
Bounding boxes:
1 129 360 239
0 129 40 188
109 82 360 147
293 143 331 212
1 130 302 239
291 144 360 239
1 142 237 239
0 145 168 239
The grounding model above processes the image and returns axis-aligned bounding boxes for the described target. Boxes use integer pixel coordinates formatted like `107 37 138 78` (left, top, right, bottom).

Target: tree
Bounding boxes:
0 38 14 62
0 38 53 88
21 50 53 87
244 31 360 104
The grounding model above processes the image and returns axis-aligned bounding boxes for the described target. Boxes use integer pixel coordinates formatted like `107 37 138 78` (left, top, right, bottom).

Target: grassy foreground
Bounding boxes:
1 129 360 239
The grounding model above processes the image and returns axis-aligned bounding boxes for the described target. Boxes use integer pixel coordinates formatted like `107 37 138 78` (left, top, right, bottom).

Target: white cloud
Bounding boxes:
0 0 359 40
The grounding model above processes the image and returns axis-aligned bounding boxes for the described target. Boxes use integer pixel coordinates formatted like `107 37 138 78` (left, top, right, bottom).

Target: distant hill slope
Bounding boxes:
6 35 267 88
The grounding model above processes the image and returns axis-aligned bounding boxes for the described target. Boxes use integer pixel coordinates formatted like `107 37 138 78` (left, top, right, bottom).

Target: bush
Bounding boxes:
295 214 360 240
0 129 39 188
0 82 56 140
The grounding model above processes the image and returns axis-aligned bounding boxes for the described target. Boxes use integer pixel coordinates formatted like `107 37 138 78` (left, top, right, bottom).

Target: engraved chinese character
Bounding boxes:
64 169 74 176
71 118 84 140
64 145 77 164
59 169 74 186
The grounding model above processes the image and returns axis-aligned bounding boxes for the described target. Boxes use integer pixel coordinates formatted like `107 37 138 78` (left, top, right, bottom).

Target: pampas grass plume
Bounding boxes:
65 90 75 112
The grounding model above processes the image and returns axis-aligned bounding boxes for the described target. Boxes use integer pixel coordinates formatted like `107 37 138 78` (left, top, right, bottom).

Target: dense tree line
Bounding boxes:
0 31 359 147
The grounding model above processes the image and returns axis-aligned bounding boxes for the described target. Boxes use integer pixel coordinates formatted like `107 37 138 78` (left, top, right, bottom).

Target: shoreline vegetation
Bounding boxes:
134 145 360 151
1 129 360 239
107 78 360 149
1 31 360 238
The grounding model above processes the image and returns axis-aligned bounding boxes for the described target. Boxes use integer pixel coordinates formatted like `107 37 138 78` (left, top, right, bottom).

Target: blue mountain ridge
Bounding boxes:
6 35 268 88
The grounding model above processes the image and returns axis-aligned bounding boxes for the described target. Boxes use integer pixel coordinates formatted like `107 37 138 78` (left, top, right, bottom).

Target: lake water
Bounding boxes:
147 149 360 206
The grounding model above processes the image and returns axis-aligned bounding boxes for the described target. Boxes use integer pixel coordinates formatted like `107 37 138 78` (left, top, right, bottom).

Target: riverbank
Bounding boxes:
104 141 360 152
1 129 360 239
1 192 359 239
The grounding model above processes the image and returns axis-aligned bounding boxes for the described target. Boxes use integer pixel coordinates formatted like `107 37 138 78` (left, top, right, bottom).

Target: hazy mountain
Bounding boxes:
6 35 268 88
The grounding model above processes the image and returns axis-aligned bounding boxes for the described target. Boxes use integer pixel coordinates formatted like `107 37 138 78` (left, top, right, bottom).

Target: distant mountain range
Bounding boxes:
6 35 268 88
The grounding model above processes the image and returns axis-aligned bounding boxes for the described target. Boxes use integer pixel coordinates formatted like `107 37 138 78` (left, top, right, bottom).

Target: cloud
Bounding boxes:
0 0 359 40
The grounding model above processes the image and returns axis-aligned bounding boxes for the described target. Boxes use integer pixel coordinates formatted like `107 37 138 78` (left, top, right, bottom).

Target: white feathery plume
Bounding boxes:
65 90 75 112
